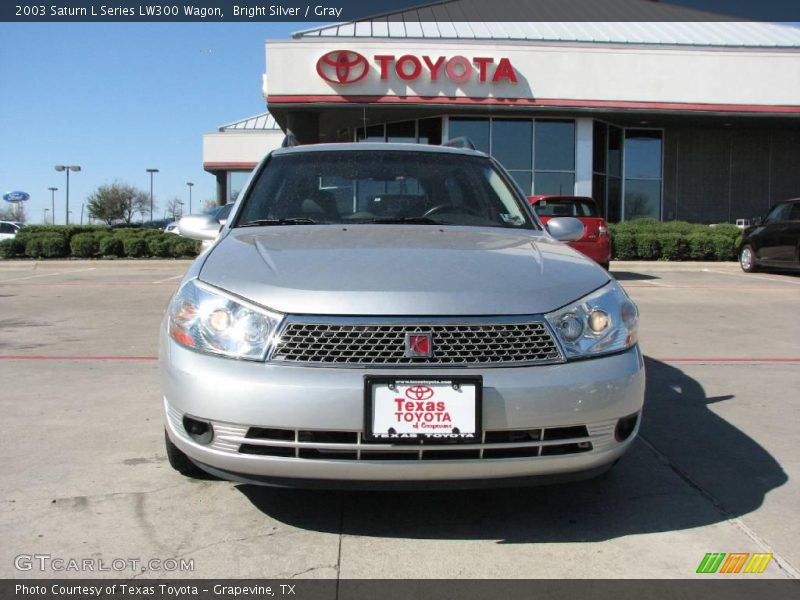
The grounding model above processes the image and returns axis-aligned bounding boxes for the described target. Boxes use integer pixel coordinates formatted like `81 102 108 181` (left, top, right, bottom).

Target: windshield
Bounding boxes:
234 151 534 229
534 197 599 218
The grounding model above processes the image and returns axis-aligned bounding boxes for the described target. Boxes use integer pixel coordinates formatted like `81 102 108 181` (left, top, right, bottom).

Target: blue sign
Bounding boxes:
3 191 30 203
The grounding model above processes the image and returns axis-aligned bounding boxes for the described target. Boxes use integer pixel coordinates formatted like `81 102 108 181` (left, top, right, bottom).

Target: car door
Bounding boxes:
756 203 792 263
780 201 800 265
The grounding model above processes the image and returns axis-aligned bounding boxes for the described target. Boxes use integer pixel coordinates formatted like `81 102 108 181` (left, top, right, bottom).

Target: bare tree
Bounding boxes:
87 182 150 225
0 204 26 223
166 197 185 220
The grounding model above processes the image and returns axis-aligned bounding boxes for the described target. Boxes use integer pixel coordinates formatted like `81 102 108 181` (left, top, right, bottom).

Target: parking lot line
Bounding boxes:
152 274 185 284
659 358 800 364
0 267 97 283
0 355 158 361
702 268 800 285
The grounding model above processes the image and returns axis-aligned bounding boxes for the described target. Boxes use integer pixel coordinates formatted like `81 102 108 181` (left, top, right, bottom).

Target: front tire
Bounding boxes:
165 430 204 477
740 245 758 273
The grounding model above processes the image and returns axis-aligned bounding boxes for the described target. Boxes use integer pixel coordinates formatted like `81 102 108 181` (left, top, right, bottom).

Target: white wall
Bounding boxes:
264 39 800 108
203 131 284 166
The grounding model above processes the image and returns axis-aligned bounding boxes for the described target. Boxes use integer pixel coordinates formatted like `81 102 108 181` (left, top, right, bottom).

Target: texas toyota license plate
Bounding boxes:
364 376 482 443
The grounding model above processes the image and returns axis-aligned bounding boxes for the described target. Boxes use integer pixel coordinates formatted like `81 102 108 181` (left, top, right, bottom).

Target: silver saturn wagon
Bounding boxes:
162 142 644 489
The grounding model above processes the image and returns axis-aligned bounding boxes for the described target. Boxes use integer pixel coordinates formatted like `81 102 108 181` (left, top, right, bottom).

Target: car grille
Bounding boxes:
269 318 563 367
236 426 594 461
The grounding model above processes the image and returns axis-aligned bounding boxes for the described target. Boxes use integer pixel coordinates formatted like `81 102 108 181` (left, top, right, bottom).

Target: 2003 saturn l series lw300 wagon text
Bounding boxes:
160 142 644 489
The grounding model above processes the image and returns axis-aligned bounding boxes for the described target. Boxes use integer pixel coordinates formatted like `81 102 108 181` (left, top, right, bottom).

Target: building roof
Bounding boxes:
219 113 281 132
294 0 800 48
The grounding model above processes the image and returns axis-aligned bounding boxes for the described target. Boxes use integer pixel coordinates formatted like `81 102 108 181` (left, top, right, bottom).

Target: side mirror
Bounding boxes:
546 217 585 242
178 215 221 241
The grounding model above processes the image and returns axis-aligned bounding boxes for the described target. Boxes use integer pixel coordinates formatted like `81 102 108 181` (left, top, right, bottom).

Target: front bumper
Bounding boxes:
161 336 645 486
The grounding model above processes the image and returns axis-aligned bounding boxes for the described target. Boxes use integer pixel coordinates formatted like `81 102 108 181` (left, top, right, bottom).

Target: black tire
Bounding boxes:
165 430 204 477
739 244 758 273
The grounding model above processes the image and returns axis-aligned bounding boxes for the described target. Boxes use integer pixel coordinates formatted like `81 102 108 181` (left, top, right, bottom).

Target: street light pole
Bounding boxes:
44 208 49 224
186 182 194 215
48 187 58 224
54 165 81 225
146 168 159 222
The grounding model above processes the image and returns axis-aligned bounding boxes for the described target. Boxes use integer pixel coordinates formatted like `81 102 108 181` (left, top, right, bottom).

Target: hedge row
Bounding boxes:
608 219 741 261
0 225 200 259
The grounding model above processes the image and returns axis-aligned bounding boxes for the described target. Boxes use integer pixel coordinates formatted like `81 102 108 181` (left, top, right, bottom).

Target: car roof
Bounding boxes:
270 142 488 159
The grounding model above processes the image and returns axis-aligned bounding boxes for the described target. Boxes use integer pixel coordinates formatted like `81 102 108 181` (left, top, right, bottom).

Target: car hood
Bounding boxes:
198 226 610 316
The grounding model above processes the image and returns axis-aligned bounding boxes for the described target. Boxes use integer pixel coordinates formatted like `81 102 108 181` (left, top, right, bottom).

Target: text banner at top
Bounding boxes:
2 0 800 23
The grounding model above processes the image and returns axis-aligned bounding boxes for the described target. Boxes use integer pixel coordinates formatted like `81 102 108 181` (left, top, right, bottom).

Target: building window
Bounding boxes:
448 118 490 154
228 171 251 204
592 121 624 222
623 129 663 220
493 119 533 195
356 118 442 145
448 117 576 196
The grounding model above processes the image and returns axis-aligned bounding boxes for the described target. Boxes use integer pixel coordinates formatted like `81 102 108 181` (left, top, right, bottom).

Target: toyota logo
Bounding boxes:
316 50 370 85
405 386 434 401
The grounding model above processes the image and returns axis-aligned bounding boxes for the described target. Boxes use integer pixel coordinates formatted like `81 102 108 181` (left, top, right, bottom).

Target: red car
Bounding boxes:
529 195 611 270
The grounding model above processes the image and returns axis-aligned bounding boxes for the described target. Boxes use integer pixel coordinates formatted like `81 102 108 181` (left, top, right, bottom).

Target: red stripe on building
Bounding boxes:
267 95 800 114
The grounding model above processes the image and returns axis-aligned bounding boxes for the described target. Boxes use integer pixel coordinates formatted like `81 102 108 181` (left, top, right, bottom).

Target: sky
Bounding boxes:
0 22 321 224
2 18 799 225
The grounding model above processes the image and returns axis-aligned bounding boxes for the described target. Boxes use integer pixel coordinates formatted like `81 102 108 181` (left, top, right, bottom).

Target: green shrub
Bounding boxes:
635 233 661 260
70 233 99 258
711 234 737 261
657 233 690 261
612 232 637 260
99 236 124 257
171 237 201 258
23 234 68 258
687 233 716 260
123 236 150 258
148 236 173 258
0 238 24 258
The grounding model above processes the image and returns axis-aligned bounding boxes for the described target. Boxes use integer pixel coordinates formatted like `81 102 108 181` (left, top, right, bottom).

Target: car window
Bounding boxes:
789 202 800 221
765 203 791 223
534 198 599 218
235 151 534 229
0 222 17 234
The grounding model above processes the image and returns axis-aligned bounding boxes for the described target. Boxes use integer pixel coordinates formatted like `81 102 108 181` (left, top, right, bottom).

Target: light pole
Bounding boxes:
54 165 80 225
146 168 159 222
44 208 50 224
186 182 194 215
48 187 58 224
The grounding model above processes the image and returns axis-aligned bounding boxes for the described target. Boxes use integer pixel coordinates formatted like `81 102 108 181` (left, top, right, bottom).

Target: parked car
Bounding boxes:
163 143 643 489
739 198 800 273
529 195 611 269
0 221 20 241
164 221 181 235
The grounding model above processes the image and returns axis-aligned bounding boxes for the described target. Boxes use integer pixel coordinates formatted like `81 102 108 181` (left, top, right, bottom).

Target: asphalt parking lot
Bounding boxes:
1 259 798 580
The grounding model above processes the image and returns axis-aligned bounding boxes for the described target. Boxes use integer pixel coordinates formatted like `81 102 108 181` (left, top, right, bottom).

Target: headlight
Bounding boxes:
545 281 638 359
168 279 282 360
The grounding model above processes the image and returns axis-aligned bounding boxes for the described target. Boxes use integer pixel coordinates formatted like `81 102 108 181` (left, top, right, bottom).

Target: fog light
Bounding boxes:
615 413 639 442
182 416 213 445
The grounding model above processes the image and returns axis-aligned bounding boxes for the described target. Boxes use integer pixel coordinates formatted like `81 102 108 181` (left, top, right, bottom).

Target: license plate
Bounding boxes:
364 376 482 443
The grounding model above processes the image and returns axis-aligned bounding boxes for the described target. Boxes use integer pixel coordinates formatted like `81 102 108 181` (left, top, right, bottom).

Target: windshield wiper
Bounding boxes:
360 217 440 225
238 218 317 227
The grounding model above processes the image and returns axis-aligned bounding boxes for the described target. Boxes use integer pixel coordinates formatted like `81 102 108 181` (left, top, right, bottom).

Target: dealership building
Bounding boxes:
203 2 800 223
